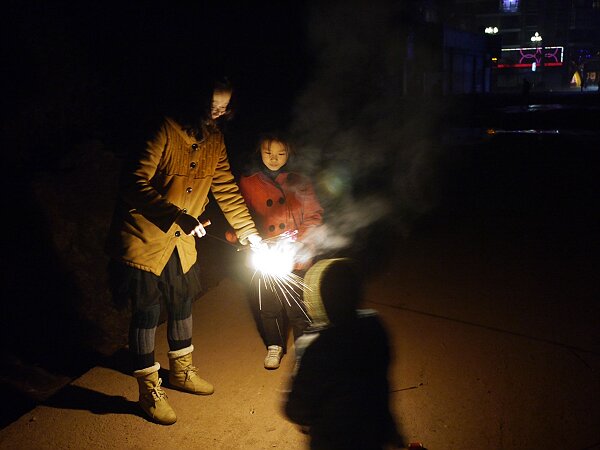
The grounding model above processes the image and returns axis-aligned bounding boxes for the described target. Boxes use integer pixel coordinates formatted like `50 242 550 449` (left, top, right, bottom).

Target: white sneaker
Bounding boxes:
264 345 283 369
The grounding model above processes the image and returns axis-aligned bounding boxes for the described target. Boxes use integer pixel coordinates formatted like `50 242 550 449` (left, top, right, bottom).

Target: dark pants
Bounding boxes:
109 250 202 370
251 270 309 353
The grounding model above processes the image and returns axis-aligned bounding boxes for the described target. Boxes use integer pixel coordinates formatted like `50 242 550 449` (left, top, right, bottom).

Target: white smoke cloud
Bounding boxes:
290 0 440 253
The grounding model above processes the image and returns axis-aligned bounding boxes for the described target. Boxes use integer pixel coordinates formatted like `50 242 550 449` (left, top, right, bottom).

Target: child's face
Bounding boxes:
261 140 288 171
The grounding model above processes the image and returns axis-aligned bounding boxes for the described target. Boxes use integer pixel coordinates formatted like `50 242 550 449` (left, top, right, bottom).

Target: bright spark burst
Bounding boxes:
250 233 312 322
251 240 296 277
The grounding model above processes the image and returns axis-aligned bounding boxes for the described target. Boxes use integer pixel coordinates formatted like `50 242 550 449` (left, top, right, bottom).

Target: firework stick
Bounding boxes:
188 218 211 238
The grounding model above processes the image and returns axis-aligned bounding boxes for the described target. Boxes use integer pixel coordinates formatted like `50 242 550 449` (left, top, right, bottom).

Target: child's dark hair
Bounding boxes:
319 259 363 322
255 131 296 159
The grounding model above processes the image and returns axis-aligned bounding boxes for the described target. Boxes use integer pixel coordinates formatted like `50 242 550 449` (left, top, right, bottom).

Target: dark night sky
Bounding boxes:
6 1 424 194
6 1 312 159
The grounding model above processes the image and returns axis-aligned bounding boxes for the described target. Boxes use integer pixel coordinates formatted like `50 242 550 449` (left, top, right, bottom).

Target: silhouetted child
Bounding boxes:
284 258 404 449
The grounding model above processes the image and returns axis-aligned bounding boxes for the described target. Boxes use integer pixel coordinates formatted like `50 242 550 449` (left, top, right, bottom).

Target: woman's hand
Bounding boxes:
247 233 265 248
175 213 210 237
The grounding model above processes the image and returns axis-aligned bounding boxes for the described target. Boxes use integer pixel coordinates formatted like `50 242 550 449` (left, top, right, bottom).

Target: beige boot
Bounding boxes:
133 362 177 425
168 345 214 395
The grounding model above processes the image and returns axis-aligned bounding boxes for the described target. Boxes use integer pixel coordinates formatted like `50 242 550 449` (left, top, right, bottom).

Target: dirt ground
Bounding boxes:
1 190 598 449
1 93 599 449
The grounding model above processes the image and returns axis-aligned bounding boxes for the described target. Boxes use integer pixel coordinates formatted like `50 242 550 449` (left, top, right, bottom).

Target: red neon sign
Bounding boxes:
496 46 564 68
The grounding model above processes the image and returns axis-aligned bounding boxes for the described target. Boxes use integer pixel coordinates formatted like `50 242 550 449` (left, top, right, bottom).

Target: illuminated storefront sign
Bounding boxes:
496 46 564 68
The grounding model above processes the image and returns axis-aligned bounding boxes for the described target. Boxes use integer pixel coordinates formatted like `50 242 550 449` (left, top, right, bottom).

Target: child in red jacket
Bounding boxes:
238 132 324 369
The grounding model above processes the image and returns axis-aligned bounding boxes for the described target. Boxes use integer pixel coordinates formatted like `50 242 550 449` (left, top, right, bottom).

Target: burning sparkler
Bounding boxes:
249 230 298 275
248 230 312 321
204 227 312 320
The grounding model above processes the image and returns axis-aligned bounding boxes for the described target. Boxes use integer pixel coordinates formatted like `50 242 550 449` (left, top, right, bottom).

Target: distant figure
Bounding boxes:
106 77 262 425
284 258 404 449
581 73 587 92
237 132 324 369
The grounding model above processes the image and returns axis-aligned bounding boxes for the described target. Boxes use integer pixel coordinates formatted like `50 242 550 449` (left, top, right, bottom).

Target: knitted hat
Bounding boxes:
304 258 362 326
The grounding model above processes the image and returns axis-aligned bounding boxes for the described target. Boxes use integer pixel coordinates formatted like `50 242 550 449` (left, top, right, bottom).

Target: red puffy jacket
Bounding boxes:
238 171 323 243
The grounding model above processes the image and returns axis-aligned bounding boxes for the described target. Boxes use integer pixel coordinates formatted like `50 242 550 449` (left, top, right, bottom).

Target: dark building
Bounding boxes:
451 0 600 91
398 0 495 95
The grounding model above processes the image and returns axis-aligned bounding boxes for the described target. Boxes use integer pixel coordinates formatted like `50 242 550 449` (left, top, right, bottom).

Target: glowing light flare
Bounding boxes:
317 167 351 198
249 230 299 276
251 240 297 276
247 229 312 322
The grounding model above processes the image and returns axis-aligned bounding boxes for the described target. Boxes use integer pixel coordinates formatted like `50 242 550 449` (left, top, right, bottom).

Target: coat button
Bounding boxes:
191 143 198 150
266 199 273 207
190 161 197 169
182 208 187 213
269 225 275 232
279 223 286 230
278 197 285 204
186 187 193 193
175 230 181 237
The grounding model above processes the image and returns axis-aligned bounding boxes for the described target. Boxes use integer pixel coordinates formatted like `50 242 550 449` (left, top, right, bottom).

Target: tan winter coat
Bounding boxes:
107 117 258 275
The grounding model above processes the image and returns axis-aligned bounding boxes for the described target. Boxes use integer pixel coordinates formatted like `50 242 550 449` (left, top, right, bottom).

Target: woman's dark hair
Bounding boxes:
169 75 235 138
211 76 235 122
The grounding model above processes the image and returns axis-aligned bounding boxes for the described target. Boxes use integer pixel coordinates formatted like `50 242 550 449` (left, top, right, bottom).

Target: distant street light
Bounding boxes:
485 26 499 34
530 32 542 43
530 33 543 73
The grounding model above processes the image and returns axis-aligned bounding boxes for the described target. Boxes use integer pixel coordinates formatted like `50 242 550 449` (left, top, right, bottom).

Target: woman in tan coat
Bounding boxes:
107 78 262 425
